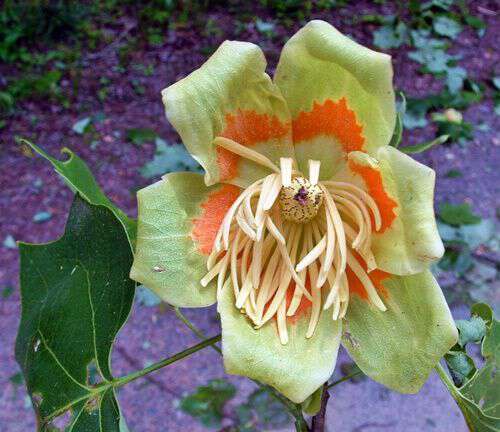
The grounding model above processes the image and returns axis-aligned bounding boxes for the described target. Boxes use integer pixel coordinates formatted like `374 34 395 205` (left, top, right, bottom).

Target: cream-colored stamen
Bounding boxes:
308 159 321 185
346 250 386 311
324 181 381 231
214 137 281 173
204 139 388 344
286 224 310 317
280 157 293 187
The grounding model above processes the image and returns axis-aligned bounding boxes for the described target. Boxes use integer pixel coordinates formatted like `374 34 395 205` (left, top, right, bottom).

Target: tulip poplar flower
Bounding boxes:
130 20 458 403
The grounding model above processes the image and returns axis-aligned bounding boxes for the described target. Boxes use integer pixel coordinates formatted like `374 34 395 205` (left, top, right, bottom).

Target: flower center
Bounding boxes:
279 177 324 223
203 137 387 345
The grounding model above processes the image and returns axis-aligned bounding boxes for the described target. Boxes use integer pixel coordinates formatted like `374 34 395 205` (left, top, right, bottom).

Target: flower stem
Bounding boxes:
295 417 311 432
43 334 221 424
327 370 363 389
173 306 222 354
113 334 221 388
311 383 330 432
435 362 458 396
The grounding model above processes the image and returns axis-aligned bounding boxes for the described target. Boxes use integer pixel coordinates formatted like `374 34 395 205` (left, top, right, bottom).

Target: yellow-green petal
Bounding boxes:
334 147 443 275
343 271 458 393
162 41 294 188
130 172 240 307
369 146 444 275
275 20 396 178
218 282 341 403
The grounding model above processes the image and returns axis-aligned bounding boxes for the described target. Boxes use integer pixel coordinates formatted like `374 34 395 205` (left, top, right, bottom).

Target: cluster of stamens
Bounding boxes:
201 136 386 344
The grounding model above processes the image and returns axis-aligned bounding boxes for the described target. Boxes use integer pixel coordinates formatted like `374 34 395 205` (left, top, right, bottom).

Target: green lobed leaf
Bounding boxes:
15 195 135 431
433 16 463 38
449 392 500 432
456 316 487 347
446 66 467 94
22 139 136 247
471 303 494 325
467 273 499 321
441 303 500 431
403 109 429 129
436 217 496 279
373 19 408 49
236 388 292 431
439 203 482 226
438 219 496 249
407 28 468 95
444 351 476 386
139 138 202 179
438 244 473 275
180 379 236 427
422 0 454 10
125 127 157 146
408 43 456 74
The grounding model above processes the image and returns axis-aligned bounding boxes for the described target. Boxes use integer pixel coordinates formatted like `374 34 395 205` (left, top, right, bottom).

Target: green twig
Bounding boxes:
43 334 221 423
295 416 311 432
114 334 221 388
327 370 363 390
173 306 221 354
435 362 458 396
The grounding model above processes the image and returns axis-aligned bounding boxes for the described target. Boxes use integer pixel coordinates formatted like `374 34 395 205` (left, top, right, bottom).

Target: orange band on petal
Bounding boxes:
285 280 312 325
217 109 290 181
191 184 241 255
348 159 397 232
292 98 365 152
347 253 391 300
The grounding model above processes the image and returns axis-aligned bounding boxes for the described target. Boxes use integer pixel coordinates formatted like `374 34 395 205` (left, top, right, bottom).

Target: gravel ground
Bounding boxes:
0 1 498 431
